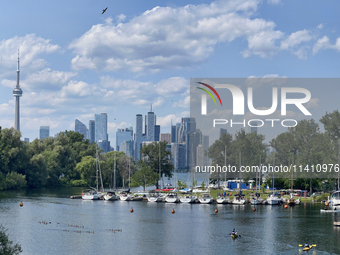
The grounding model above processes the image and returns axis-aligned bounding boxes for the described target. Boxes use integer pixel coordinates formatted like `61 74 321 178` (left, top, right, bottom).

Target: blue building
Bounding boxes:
120 140 134 157
75 119 87 140
89 120 95 143
39 126 50 140
116 127 133 151
95 113 108 142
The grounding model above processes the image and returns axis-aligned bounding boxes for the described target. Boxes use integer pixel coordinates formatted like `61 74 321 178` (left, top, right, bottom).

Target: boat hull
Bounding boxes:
180 196 196 203
199 198 213 204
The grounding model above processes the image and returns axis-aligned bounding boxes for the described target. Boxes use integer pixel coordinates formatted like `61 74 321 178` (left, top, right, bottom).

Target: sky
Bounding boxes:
1 0 340 146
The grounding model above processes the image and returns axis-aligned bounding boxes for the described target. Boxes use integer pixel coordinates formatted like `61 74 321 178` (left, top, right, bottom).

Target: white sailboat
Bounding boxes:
251 157 263 205
266 147 282 205
198 193 213 204
165 192 180 203
147 190 164 202
104 150 118 201
216 196 231 204
180 194 196 203
82 147 104 200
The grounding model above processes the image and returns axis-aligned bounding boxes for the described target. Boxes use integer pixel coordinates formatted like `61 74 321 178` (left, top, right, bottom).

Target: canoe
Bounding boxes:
302 245 313 251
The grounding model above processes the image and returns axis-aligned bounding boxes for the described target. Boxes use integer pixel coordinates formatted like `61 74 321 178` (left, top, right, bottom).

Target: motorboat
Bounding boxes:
119 192 134 201
328 190 340 207
104 191 118 201
180 194 196 203
198 193 213 204
216 196 231 204
147 190 164 202
266 193 282 205
250 197 263 205
232 194 246 205
165 193 180 203
82 189 100 200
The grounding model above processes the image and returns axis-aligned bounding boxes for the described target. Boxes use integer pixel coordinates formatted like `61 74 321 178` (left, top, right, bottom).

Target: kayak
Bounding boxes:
302 245 313 251
231 234 238 239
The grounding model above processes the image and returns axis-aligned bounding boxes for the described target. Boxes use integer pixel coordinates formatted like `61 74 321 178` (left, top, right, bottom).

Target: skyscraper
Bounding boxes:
160 133 171 143
75 119 87 139
116 127 133 151
155 125 160 141
89 120 95 143
134 114 143 160
95 113 108 142
13 51 23 131
145 111 155 141
120 140 134 157
39 126 50 140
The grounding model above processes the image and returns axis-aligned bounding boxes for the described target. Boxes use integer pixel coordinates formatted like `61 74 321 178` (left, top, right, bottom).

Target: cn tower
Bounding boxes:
13 51 23 131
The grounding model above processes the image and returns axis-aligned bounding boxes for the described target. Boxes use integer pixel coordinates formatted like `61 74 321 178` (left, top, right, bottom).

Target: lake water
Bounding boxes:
1 176 340 254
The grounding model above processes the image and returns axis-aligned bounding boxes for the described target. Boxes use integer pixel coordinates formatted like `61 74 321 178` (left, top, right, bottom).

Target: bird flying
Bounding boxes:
102 7 108 14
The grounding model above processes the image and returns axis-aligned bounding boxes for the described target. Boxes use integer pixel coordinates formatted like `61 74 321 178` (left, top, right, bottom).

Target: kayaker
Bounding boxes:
305 242 309 247
232 229 237 235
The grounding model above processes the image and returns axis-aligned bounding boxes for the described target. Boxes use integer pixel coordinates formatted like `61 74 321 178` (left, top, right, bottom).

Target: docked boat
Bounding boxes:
266 193 282 205
147 190 164 202
250 197 263 205
165 192 180 203
327 190 340 207
232 194 246 205
180 194 196 203
216 196 231 204
104 191 118 201
119 192 134 201
198 193 213 204
82 189 100 200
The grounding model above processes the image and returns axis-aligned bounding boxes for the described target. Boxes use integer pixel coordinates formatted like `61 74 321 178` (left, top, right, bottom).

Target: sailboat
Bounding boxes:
104 150 118 201
82 147 104 200
119 153 134 201
251 157 263 205
232 151 246 205
266 146 282 205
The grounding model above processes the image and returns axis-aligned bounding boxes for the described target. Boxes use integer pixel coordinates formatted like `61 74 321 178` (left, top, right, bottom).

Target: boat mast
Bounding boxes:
114 150 116 191
128 152 131 189
272 143 275 192
159 142 161 190
96 147 99 192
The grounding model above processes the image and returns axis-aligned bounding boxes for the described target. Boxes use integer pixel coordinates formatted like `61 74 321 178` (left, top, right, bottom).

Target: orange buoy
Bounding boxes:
284 204 288 209
171 208 175 214
215 208 218 213
325 202 329 206
253 208 256 212
19 202 23 207
130 207 134 213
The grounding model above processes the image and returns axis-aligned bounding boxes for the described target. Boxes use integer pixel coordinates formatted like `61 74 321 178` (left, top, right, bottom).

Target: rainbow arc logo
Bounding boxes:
196 82 222 106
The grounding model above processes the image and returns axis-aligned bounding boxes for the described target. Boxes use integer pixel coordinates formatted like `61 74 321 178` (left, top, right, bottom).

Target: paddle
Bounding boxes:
298 244 316 247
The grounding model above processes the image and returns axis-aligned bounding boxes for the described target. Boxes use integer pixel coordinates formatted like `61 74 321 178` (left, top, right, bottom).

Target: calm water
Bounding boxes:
1 181 340 254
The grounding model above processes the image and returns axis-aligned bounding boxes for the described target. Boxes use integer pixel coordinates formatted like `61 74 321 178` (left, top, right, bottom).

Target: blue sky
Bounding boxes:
1 0 340 146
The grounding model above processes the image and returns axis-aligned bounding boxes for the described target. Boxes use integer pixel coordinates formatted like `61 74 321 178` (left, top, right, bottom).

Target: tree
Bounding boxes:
320 110 340 141
118 154 137 188
177 180 188 189
130 167 159 191
0 225 22 254
139 141 174 189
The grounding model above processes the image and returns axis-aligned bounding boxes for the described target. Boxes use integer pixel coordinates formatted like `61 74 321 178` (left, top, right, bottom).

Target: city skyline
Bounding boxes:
1 0 340 147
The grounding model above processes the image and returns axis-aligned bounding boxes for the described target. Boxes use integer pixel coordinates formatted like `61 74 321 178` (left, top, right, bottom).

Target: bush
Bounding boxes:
3 173 27 190
315 193 330 202
70 179 88 187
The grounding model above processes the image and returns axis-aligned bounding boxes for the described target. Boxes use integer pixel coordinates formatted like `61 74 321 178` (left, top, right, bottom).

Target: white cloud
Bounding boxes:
69 0 290 71
0 34 60 69
157 111 189 127
280 30 312 50
316 23 324 30
267 0 281 4
61 80 98 97
153 97 165 108
173 96 190 108
313 36 331 54
155 77 188 96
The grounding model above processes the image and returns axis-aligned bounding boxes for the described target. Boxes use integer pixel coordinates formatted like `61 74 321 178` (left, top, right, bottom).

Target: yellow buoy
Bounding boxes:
215 208 218 213
325 202 329 206
284 204 288 209
130 207 134 213
171 208 175 214
253 208 256 212
19 202 23 207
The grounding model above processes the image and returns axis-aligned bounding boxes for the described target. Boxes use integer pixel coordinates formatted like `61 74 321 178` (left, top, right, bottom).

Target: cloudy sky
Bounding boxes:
1 0 340 145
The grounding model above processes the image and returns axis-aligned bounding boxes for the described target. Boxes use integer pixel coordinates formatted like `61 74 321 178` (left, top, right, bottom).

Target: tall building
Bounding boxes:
220 128 228 138
89 120 95 143
39 126 50 140
248 121 258 133
145 111 156 141
134 114 143 160
13 51 23 131
178 118 196 169
95 113 108 142
155 125 160 141
116 127 133 151
75 119 87 139
97 140 110 153
171 124 177 143
120 140 134 157
24 138 29 143
160 133 171 143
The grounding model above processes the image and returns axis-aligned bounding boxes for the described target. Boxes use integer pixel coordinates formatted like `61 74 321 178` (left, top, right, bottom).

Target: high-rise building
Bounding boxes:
89 120 95 143
178 118 196 169
171 124 177 143
248 121 258 133
39 126 50 140
97 140 110 153
155 125 160 141
145 111 155 141
134 114 143 160
220 128 228 138
95 113 108 142
116 127 133 151
24 138 29 143
13 51 23 131
160 133 171 143
75 119 87 140
120 140 134 157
